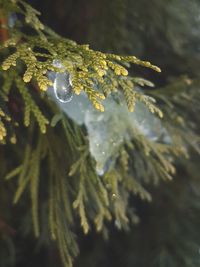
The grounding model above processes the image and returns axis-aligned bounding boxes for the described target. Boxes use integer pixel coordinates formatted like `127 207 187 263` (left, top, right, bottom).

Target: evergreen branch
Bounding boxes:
0 0 162 114
15 75 49 133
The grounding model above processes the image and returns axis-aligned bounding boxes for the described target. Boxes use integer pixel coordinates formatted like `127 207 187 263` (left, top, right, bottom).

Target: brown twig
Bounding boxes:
0 9 9 43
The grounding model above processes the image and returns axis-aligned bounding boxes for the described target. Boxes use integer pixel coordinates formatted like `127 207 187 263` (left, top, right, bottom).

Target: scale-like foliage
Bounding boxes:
0 1 199 267
0 0 161 116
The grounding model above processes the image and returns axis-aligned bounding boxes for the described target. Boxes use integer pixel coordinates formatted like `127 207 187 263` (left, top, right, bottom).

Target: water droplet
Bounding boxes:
96 167 105 176
115 219 121 229
53 59 63 69
112 193 117 199
8 13 17 28
54 72 73 103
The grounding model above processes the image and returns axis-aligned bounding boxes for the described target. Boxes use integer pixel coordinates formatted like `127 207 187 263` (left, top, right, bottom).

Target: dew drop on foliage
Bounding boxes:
53 70 73 103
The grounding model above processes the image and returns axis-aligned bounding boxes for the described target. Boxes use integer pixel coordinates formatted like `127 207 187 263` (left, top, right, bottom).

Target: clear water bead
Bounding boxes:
96 166 105 176
53 72 73 103
8 13 17 28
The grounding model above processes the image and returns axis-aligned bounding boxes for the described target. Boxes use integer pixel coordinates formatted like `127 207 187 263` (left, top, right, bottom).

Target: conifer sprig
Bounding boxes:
1 0 161 114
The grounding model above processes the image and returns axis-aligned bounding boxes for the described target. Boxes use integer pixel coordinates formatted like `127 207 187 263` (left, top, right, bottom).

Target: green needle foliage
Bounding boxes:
1 0 160 114
0 1 199 267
